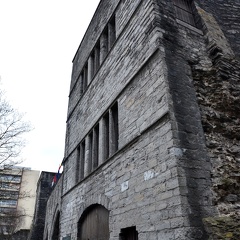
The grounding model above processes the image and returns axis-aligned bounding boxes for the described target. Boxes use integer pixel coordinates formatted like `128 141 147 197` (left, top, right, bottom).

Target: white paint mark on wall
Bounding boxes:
169 147 185 157
121 181 129 192
144 170 155 181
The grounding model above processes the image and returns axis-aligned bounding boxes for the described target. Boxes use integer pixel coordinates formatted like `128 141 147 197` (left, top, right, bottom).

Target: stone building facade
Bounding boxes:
28 171 56 240
44 0 240 239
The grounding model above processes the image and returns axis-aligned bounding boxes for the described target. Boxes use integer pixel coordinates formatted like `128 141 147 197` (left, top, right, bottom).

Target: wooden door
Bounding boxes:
78 205 109 240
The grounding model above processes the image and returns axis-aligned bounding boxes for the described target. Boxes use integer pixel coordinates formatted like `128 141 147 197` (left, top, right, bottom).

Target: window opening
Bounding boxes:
76 13 117 98
119 226 138 240
75 100 119 180
108 14 116 49
83 64 88 92
100 28 109 63
88 54 94 83
93 124 99 170
94 41 100 74
110 102 119 155
75 146 80 183
88 132 93 174
0 175 21 183
173 0 196 26
80 140 85 180
103 112 110 161
79 73 84 96
0 199 18 208
0 190 19 199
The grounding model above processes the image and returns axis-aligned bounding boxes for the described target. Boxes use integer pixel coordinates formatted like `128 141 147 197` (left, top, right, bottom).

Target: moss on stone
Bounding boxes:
203 216 240 240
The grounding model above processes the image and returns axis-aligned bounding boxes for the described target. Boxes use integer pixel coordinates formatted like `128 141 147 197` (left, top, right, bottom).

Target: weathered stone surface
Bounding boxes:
203 216 240 240
43 0 240 239
28 172 56 240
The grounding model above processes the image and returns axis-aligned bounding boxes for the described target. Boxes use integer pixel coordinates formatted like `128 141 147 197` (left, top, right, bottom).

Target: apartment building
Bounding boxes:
0 167 39 239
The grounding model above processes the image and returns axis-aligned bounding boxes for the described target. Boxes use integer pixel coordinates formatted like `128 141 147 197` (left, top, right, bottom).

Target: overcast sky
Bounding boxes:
0 0 100 172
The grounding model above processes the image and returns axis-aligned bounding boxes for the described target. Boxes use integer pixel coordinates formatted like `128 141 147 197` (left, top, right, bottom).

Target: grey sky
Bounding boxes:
0 0 100 172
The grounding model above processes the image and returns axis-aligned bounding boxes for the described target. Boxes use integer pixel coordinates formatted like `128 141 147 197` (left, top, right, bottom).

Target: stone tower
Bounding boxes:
44 0 240 239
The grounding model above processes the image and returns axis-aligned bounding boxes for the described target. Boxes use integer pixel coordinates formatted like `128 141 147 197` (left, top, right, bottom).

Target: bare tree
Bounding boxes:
0 84 32 239
0 86 31 168
0 209 26 240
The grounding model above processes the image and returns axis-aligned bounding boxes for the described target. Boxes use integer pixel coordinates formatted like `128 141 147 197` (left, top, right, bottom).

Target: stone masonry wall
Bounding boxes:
61 115 181 239
195 0 240 59
190 5 240 239
154 0 218 238
28 172 56 240
64 0 163 193
44 176 62 240
46 0 200 238
44 0 240 239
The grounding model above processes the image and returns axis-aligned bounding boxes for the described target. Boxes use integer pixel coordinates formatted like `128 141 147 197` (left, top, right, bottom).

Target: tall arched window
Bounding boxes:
173 0 196 26
77 204 109 240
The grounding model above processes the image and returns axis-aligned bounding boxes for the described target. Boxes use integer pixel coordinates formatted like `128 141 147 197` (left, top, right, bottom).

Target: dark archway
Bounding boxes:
52 212 60 240
77 204 109 240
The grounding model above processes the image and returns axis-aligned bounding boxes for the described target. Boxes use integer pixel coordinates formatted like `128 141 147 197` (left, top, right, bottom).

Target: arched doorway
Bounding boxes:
77 204 109 240
52 212 60 240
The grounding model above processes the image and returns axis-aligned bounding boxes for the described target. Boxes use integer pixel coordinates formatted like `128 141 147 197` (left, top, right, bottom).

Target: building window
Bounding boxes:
79 73 84 96
119 226 138 240
93 124 99 170
103 111 110 161
0 175 21 183
80 140 85 180
108 14 116 49
94 41 100 74
75 102 119 179
110 102 119 155
100 28 109 63
76 146 80 183
0 182 20 191
75 139 86 183
0 200 18 208
75 13 117 99
173 0 196 26
83 64 88 91
88 54 94 83
88 132 93 174
0 190 19 200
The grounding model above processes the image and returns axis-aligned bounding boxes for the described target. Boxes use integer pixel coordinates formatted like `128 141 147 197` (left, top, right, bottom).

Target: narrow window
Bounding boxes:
93 124 99 170
119 226 138 240
88 54 94 83
173 0 196 26
79 72 84 96
80 140 85 180
108 14 116 49
100 28 108 63
83 64 88 92
103 112 110 161
75 146 80 183
94 41 100 73
88 132 93 174
110 102 119 155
